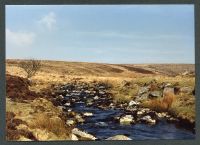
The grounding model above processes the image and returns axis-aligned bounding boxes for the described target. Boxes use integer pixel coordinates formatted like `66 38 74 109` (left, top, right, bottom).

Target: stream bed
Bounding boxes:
72 102 195 140
55 82 195 140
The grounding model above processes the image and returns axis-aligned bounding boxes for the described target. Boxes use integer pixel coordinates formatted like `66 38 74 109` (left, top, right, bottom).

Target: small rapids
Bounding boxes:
72 102 195 140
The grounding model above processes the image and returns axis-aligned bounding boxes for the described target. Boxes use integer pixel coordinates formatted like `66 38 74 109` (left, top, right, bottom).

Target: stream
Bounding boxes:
72 102 195 140
56 82 195 140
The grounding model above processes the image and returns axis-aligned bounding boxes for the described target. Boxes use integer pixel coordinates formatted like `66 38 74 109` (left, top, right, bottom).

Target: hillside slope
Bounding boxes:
6 59 194 78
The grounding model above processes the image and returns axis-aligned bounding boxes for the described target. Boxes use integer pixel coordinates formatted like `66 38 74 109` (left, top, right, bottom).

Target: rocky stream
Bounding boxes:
52 81 195 140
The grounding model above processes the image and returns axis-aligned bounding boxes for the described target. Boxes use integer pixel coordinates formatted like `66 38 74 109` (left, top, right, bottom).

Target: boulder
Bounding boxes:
57 95 64 100
83 112 93 117
64 102 71 107
140 115 156 125
18 136 33 141
67 108 72 112
106 135 132 140
85 90 91 94
71 134 79 141
66 119 75 126
163 87 174 96
120 115 134 125
99 91 106 95
137 110 145 117
128 100 140 106
156 112 168 119
94 96 99 100
65 94 72 98
137 108 150 117
109 103 114 107
72 128 97 140
75 114 85 123
149 91 162 98
125 107 137 113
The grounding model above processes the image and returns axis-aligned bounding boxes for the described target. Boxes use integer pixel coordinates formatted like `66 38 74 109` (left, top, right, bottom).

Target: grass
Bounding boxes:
141 91 195 123
6 97 72 140
131 76 195 88
110 81 139 103
113 94 132 103
141 92 176 112
169 94 195 123
6 111 37 141
29 113 71 138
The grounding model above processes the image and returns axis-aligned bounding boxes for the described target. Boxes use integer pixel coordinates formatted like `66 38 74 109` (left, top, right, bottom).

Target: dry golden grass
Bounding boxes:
6 60 195 92
6 111 37 141
6 98 71 140
29 113 71 138
142 92 176 112
111 84 139 103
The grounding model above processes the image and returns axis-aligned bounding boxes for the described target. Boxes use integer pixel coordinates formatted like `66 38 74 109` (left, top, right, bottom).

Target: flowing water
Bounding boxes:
72 102 195 140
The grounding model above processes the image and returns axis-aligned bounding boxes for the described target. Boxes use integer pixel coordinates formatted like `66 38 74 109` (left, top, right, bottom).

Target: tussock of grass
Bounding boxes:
29 113 71 137
142 92 175 112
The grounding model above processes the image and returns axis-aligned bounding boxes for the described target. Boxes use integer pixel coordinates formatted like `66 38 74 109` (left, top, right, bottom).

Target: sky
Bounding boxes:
6 5 194 64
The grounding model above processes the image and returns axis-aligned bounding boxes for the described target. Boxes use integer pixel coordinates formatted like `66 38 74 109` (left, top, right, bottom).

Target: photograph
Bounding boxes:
5 5 195 141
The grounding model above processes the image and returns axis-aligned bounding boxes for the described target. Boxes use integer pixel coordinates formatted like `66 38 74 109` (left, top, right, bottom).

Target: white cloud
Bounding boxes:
6 28 36 48
38 12 56 30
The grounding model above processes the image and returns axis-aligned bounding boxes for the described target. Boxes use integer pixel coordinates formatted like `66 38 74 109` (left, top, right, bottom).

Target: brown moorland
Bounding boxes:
6 59 195 140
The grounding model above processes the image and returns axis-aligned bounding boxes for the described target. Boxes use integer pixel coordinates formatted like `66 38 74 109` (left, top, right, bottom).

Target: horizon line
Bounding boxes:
6 58 195 65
